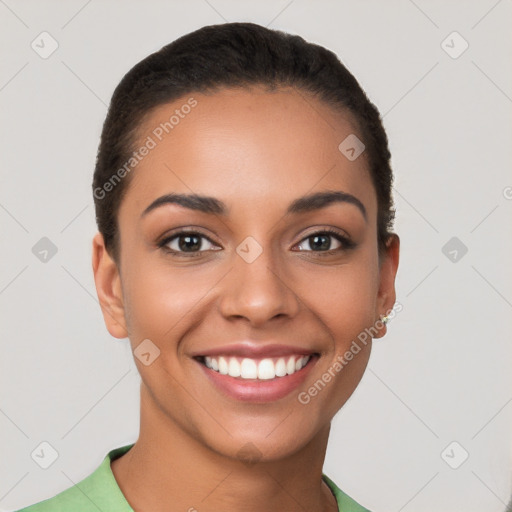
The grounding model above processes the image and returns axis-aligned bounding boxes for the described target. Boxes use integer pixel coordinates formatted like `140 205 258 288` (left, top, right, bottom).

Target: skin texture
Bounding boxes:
92 86 400 512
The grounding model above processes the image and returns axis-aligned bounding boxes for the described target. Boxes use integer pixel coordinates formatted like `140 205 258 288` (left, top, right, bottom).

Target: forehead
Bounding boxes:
120 86 376 222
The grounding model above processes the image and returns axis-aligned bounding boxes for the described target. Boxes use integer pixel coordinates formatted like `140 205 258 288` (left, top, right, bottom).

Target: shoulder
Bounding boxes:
322 473 373 512
13 483 89 512
13 444 135 512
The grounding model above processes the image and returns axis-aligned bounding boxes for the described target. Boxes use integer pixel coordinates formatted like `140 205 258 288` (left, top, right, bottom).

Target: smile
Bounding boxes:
196 351 318 403
202 354 311 380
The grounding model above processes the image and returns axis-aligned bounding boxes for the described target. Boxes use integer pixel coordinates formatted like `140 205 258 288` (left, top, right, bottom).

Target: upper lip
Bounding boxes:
192 343 316 359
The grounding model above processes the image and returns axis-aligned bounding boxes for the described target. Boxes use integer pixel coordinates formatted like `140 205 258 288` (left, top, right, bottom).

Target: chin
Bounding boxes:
199 413 327 465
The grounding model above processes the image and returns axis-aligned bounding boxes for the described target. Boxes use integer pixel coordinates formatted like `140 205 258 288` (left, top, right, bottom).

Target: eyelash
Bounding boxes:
157 228 356 258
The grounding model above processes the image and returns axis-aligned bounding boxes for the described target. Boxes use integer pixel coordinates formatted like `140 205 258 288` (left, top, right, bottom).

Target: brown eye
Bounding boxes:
301 234 339 251
295 229 355 253
158 231 220 256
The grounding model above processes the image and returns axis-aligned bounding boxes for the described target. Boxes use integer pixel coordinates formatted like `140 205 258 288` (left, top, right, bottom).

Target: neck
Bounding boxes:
111 383 338 512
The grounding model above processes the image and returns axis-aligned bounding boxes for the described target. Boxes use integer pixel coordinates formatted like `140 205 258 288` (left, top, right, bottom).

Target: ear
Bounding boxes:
92 232 128 339
373 234 400 339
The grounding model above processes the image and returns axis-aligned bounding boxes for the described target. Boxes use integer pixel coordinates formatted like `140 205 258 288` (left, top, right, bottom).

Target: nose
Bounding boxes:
218 242 301 327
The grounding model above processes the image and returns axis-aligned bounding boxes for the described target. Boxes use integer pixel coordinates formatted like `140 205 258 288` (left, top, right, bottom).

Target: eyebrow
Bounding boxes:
141 190 367 221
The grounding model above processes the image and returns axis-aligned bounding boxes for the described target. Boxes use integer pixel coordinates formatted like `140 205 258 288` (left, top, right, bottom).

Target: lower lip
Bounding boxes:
196 356 318 403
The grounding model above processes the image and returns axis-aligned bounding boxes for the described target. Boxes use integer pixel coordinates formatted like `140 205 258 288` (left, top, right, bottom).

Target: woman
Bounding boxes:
17 21 400 512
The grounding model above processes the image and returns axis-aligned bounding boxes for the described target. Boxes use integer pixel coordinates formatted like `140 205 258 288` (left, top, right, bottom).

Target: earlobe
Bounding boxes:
374 234 400 339
92 232 128 339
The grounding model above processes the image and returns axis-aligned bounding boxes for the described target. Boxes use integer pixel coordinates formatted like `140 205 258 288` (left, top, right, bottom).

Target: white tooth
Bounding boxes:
228 357 241 377
275 357 287 377
240 358 258 379
295 357 303 371
204 356 213 369
218 356 229 375
258 358 276 380
211 357 219 371
302 355 310 368
286 356 296 375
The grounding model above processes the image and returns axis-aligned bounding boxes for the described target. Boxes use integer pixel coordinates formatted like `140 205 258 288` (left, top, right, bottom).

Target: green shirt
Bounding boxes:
15 443 371 511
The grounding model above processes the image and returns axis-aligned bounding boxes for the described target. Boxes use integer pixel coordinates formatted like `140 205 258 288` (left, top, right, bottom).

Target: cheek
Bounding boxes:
327 277 377 344
292 257 379 344
121 255 219 344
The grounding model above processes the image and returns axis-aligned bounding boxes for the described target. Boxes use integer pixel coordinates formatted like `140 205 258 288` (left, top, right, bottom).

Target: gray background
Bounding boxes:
1 0 511 510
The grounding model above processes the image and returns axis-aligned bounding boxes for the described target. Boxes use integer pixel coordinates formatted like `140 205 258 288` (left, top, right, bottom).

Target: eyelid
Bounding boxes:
157 226 219 245
297 226 352 243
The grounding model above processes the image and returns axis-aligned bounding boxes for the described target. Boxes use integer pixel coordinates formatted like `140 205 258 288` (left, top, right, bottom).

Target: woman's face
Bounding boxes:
94 86 399 462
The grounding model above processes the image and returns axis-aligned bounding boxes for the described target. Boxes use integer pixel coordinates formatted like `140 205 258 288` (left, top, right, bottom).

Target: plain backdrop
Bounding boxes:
1 1 511 511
